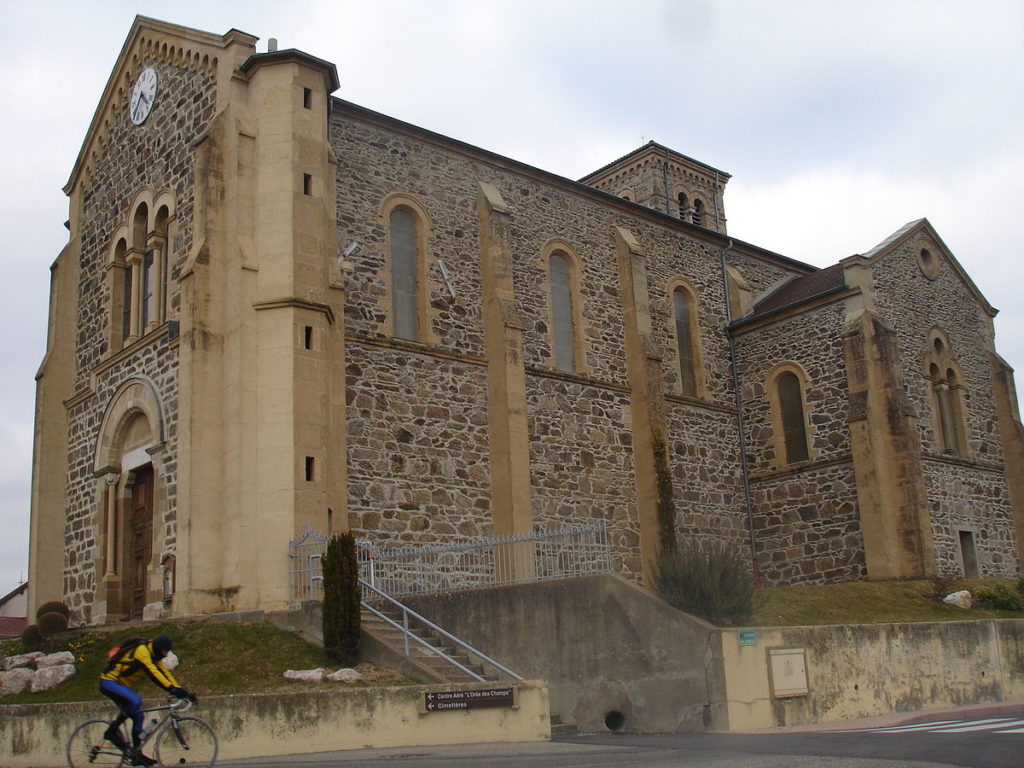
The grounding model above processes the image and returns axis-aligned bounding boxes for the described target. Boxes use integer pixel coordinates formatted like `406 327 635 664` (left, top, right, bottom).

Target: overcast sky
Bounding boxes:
2 0 1022 599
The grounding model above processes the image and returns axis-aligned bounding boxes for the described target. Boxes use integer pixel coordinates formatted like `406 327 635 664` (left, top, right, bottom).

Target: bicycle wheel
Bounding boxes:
154 715 218 767
66 719 125 768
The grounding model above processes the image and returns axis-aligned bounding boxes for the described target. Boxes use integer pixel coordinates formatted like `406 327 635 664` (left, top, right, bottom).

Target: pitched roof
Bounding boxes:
748 263 848 318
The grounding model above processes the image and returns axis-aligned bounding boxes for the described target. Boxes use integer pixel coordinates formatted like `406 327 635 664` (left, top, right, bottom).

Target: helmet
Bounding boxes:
151 635 173 659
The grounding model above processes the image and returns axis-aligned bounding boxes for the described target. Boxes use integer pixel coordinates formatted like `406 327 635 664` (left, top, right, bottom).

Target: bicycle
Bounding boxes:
66 696 218 767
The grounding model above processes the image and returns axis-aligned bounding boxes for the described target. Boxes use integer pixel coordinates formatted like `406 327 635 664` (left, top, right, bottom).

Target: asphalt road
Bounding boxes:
218 710 1024 768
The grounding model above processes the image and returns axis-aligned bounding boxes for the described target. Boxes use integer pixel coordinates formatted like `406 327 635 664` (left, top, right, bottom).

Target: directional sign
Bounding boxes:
423 687 516 712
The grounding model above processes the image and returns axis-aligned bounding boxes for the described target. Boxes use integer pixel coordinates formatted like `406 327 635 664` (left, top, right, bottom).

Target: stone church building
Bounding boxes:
28 16 1024 624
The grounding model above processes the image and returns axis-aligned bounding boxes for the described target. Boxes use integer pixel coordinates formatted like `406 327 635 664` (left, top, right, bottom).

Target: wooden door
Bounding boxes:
127 466 154 620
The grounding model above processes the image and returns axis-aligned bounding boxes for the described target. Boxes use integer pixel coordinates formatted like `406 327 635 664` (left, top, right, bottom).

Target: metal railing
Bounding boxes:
357 522 611 598
288 521 612 603
360 579 523 682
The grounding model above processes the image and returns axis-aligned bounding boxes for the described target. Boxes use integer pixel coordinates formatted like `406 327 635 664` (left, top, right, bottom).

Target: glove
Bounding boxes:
170 686 191 701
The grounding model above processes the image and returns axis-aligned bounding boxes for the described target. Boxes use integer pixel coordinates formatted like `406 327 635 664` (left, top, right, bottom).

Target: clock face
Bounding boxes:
130 67 158 126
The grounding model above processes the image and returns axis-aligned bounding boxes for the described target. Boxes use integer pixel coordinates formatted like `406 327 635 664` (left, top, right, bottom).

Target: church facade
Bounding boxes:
28 17 1024 624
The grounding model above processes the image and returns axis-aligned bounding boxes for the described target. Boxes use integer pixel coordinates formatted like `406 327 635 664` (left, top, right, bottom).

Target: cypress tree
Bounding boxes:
321 532 362 664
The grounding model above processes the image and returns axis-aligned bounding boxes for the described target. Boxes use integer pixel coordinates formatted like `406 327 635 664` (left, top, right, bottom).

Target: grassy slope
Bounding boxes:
0 619 411 707
752 578 1024 626
3 580 1022 705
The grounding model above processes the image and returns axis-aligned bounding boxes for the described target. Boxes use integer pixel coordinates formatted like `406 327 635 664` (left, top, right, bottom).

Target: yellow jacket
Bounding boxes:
100 642 181 692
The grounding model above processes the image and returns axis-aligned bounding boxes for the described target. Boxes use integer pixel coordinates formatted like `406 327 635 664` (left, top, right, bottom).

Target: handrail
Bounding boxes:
359 578 523 682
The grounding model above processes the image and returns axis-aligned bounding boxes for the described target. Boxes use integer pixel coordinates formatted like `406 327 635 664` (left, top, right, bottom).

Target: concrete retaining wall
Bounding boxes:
402 575 1024 733
721 619 1024 729
1 681 550 768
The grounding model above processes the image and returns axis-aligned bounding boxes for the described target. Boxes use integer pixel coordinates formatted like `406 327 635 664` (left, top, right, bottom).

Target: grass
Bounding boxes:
0 619 413 707
750 578 1024 627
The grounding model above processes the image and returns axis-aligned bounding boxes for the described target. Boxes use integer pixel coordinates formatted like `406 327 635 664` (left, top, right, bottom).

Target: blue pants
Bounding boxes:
99 679 144 741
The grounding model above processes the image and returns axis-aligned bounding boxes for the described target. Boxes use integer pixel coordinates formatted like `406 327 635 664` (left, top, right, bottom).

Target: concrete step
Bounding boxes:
549 713 578 737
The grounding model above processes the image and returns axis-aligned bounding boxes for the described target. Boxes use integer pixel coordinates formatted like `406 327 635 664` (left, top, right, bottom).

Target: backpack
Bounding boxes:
104 636 146 672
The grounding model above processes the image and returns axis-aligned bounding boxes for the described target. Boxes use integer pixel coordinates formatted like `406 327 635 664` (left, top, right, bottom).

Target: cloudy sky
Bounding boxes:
1 0 1022 598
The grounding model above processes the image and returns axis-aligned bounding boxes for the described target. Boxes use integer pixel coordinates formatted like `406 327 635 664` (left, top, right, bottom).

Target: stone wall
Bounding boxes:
872 238 1020 576
736 301 864 584
330 104 809 581
61 52 217 620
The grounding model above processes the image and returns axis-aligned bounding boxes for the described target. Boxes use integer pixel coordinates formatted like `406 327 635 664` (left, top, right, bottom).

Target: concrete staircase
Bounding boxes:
360 606 497 683
360 600 577 737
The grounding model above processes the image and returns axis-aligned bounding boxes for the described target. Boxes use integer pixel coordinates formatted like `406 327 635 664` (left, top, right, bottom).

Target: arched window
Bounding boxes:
113 239 131 346
692 199 705 226
677 193 689 221
107 193 174 356
777 371 809 464
672 286 698 397
389 207 420 341
926 333 967 456
549 251 576 372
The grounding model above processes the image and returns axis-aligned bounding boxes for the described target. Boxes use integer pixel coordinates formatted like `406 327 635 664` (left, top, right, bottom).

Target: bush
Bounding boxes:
929 570 963 601
37 611 69 637
322 532 361 665
35 601 70 620
21 624 44 651
972 583 1024 612
655 538 757 625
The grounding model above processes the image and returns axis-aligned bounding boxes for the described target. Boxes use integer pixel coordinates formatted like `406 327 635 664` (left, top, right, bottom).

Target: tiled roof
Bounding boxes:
749 263 847 318
0 616 27 639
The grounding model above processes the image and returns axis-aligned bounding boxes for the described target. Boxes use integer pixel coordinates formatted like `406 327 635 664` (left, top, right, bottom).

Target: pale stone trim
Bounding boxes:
93 376 166 474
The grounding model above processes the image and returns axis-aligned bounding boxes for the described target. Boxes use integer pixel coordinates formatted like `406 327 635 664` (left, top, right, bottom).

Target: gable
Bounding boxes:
64 15 258 197
843 218 997 318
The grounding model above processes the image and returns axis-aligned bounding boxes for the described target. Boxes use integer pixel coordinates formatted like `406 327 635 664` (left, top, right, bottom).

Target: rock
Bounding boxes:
284 668 325 682
1 668 35 695
164 651 179 670
36 651 76 668
326 668 362 683
943 590 973 609
2 652 44 671
31 664 76 693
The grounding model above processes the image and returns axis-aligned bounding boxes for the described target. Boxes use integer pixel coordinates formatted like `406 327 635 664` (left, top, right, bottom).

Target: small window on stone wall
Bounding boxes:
777 371 809 464
390 207 420 341
672 284 701 397
926 332 968 456
549 251 578 372
692 199 705 227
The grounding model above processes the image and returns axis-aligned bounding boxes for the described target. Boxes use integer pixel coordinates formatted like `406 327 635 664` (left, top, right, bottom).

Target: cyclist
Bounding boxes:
99 635 196 767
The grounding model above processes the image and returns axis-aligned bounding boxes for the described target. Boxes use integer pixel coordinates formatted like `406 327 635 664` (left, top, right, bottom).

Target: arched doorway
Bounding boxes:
93 378 166 622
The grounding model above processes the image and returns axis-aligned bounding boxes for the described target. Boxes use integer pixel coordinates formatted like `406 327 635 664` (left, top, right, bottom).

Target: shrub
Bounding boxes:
928 570 963 601
655 538 757 625
972 583 1024 612
21 624 44 651
322 532 361 665
37 611 70 637
35 601 70 620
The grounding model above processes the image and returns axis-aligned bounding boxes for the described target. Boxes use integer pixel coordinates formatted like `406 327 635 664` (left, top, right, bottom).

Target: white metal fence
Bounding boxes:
288 522 612 602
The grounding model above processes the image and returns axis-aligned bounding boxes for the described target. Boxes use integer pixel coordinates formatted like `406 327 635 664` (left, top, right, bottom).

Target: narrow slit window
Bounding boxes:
141 248 155 331
303 174 313 196
673 287 697 397
550 252 576 372
389 208 419 340
303 326 313 350
304 456 315 482
303 87 312 109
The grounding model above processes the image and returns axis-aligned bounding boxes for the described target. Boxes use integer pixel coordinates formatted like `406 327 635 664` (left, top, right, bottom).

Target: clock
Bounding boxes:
130 67 158 125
